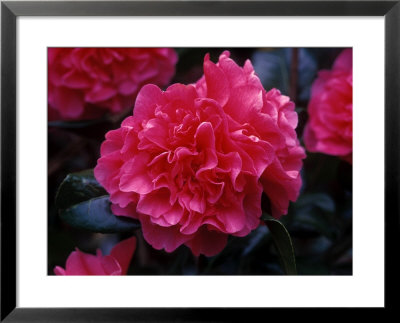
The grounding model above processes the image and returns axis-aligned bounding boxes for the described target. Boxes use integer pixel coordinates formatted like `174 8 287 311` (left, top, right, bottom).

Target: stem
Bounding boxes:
289 48 299 103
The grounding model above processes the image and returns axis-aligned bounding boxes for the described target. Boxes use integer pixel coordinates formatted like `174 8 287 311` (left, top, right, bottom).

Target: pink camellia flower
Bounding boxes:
304 49 353 163
48 48 178 121
54 236 136 275
94 51 305 257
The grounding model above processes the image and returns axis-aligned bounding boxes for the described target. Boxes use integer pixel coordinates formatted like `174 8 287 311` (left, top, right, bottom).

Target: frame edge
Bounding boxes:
1 1 17 322
384 0 400 311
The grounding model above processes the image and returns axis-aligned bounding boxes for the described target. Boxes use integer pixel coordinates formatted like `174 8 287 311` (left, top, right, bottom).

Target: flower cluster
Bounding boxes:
94 51 305 257
304 49 353 163
48 48 177 120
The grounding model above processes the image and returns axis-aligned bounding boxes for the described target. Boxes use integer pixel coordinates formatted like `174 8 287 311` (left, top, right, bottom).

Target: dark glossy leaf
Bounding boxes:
296 193 335 213
60 196 140 233
55 169 107 210
48 113 127 140
252 49 289 94
262 213 297 275
296 259 331 275
252 48 318 102
241 226 269 257
287 192 337 239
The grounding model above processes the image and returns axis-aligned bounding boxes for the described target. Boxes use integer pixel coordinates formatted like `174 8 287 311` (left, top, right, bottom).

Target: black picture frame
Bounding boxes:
1 0 399 321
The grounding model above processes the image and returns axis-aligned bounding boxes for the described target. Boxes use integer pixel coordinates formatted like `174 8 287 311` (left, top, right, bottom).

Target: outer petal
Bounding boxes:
133 84 164 126
53 266 66 275
333 48 352 72
64 249 105 275
203 54 230 107
140 214 193 252
110 202 139 219
261 159 303 218
110 236 137 275
101 256 122 275
185 226 228 257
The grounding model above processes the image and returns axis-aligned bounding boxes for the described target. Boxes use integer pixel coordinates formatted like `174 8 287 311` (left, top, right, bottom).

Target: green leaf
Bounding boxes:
55 169 107 210
60 196 140 233
262 213 297 275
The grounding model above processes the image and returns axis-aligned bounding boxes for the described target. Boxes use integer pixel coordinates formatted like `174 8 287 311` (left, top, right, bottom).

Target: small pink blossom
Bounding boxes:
94 51 305 256
54 237 136 275
304 49 353 163
48 48 177 121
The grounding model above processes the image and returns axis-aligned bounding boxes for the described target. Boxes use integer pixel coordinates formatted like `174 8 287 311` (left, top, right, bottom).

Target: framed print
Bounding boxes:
1 0 399 321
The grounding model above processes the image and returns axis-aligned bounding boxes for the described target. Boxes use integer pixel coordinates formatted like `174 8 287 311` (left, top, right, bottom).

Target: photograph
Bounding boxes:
2 0 397 319
48 47 353 276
